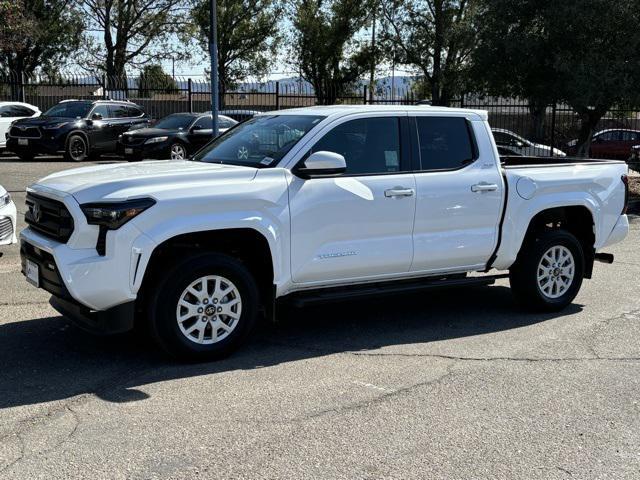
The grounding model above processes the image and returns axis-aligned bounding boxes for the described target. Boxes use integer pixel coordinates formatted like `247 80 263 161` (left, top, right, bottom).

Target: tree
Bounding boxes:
137 64 178 97
191 0 281 92
290 0 370 105
0 0 81 80
473 0 640 156
79 0 189 82
380 0 478 106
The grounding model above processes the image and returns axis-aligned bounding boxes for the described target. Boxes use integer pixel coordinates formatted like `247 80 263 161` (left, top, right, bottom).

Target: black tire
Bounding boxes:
64 134 89 162
147 252 260 361
509 229 584 311
16 152 34 161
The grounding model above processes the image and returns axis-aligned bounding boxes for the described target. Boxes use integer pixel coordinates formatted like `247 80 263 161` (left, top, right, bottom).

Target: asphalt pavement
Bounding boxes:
0 156 639 479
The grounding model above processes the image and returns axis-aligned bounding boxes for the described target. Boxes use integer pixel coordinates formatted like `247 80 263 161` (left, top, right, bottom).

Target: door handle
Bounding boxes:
471 183 499 193
384 187 415 198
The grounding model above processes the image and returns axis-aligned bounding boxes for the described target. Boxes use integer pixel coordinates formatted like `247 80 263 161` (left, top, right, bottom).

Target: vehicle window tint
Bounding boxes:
310 117 401 174
91 104 110 119
110 104 130 118
621 131 639 141
492 131 512 145
127 106 143 117
0 105 35 117
194 116 213 130
416 116 475 170
597 131 619 141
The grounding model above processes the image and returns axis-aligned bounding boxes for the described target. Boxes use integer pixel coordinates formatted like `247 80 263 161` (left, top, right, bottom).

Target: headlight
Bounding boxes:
43 122 68 129
81 198 156 230
145 136 168 144
0 192 10 206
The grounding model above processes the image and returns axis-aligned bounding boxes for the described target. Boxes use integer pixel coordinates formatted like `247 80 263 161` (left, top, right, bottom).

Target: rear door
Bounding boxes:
410 115 504 272
288 113 417 284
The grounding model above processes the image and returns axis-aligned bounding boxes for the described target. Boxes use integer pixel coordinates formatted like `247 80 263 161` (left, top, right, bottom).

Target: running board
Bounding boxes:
285 274 509 308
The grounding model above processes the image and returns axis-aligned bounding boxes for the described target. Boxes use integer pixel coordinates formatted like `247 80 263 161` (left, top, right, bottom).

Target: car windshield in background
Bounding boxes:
43 101 93 119
191 115 325 167
154 114 195 130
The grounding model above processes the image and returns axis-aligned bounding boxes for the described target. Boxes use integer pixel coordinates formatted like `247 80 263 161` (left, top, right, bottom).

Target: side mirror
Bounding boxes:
296 151 346 178
91 112 103 120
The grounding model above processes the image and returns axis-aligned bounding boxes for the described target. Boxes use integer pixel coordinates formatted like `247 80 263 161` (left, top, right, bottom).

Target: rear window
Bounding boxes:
416 117 476 170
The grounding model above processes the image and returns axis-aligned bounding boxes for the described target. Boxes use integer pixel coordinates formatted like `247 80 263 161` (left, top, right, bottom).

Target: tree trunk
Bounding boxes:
528 101 547 144
574 105 608 158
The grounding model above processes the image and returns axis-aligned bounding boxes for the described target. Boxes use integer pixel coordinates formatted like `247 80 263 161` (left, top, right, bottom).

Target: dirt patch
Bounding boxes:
630 176 640 199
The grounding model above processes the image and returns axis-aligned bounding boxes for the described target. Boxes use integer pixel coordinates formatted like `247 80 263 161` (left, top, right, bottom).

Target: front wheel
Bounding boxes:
509 229 584 311
169 143 187 160
64 134 90 162
147 253 260 360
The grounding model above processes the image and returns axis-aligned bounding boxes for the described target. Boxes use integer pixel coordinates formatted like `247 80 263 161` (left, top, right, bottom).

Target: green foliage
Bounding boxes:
290 0 370 105
79 0 189 79
191 0 281 90
473 0 640 156
0 0 82 78
138 64 178 97
380 0 478 106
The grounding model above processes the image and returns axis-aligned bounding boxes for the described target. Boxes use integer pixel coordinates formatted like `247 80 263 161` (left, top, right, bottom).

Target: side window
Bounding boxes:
597 131 619 141
416 116 476 170
127 106 143 117
109 104 130 118
492 131 512 145
194 116 213 130
0 105 35 117
309 117 402 175
621 130 639 141
90 104 110 119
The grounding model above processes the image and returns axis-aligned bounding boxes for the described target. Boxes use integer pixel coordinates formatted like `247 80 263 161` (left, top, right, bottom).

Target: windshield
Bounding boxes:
44 101 93 119
154 114 195 130
192 114 324 167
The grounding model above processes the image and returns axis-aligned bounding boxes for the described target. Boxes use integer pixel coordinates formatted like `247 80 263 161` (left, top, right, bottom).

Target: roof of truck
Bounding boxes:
265 104 488 121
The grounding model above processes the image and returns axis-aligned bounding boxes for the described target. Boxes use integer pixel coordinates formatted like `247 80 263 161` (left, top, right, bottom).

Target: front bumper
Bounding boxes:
118 140 171 160
50 295 135 335
6 135 66 155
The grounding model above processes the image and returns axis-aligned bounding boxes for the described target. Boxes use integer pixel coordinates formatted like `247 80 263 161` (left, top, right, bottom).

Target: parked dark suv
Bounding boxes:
6 99 149 161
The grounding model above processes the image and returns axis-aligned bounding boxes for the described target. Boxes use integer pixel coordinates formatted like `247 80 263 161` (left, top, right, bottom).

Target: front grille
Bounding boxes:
0 217 12 241
10 126 41 138
25 192 74 242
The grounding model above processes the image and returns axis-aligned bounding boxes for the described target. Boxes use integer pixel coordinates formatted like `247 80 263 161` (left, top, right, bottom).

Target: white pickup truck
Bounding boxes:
20 106 630 359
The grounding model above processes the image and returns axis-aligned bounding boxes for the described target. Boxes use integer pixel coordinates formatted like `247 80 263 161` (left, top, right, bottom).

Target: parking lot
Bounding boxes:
1 156 639 479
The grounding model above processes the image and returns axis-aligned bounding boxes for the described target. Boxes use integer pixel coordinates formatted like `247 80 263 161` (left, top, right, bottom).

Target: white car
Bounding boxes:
20 106 629 360
492 128 566 157
0 102 41 150
0 185 17 247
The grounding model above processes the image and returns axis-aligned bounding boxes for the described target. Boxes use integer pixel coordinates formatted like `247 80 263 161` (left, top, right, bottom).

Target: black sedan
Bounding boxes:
118 113 237 161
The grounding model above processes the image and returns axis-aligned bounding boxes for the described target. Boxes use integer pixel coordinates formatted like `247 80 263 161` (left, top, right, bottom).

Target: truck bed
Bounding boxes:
500 155 626 168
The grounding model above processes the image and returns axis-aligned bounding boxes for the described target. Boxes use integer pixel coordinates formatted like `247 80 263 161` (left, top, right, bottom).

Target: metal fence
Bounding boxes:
2 71 640 160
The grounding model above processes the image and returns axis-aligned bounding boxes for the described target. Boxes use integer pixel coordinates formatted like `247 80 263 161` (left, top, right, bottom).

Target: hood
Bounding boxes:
123 127 182 138
32 160 258 204
13 116 78 127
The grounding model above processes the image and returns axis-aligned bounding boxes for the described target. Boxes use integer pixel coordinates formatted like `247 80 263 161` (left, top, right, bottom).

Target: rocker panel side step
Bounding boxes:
285 274 508 308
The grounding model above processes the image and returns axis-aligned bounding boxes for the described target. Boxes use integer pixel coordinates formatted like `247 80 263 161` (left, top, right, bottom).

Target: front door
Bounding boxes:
410 115 504 272
288 114 416 284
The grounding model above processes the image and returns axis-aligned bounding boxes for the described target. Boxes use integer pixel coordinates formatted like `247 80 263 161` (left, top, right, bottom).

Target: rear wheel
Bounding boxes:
65 134 89 162
509 229 584 311
147 252 259 360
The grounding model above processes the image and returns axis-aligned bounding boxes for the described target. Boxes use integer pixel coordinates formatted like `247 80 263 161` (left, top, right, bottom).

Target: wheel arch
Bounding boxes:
517 205 596 278
65 129 91 150
137 227 276 315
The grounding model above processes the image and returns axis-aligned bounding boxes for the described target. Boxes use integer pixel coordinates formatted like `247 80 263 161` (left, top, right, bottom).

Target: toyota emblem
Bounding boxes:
31 202 42 223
